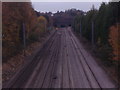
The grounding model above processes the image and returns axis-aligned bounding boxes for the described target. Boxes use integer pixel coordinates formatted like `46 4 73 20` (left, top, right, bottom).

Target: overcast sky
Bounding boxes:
31 2 103 13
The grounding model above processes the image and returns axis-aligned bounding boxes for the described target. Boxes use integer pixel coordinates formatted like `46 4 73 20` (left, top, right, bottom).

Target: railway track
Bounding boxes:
67 27 117 88
3 30 58 88
67 29 101 88
3 28 117 88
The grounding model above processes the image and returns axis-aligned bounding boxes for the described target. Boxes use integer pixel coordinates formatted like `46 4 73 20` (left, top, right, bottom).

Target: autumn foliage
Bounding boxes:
37 16 47 34
2 2 48 62
109 24 120 61
72 2 119 66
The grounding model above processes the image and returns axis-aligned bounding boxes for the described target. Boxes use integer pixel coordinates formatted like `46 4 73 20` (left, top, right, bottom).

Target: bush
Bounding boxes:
28 32 39 44
98 44 113 66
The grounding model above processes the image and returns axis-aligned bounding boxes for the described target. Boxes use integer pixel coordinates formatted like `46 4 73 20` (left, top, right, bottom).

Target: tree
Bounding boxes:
72 2 119 66
2 2 37 62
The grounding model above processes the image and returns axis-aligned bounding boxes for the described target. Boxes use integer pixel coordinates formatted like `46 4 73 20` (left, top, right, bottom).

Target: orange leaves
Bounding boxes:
109 24 119 61
2 2 37 61
2 2 49 61
37 16 47 33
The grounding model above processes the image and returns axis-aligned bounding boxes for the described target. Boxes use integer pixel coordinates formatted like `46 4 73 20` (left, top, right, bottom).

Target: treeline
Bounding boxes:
2 2 51 62
53 9 83 27
72 2 119 66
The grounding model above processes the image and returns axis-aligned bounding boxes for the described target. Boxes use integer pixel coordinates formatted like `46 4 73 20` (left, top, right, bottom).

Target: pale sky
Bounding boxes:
31 0 109 2
31 0 110 13
32 2 103 13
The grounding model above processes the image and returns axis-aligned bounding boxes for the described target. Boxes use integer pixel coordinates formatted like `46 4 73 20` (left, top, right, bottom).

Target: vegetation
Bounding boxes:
53 9 84 27
2 2 49 62
72 2 119 66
